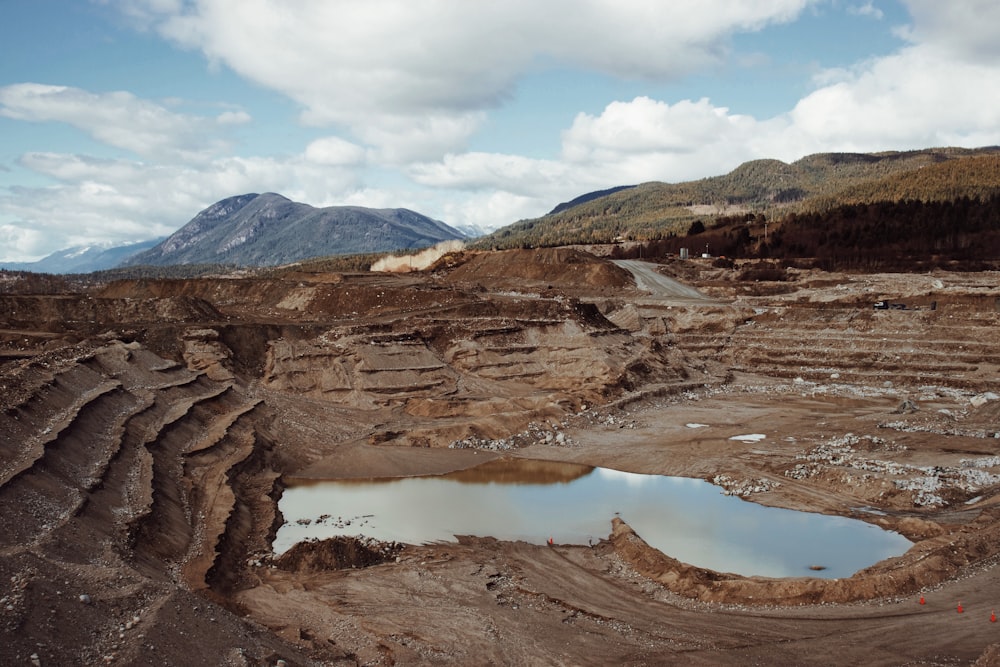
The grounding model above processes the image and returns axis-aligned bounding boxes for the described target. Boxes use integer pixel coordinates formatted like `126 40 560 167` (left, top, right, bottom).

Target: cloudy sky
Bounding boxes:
2 1 999 261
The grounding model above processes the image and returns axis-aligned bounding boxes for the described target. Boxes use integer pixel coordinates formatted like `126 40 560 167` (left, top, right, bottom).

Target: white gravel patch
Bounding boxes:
729 433 766 442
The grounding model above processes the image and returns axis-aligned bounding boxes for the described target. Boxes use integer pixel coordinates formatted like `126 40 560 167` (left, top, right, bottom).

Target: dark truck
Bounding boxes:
873 300 937 311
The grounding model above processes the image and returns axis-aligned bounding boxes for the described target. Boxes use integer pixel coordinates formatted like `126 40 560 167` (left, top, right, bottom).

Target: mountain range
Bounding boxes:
479 146 1000 249
122 193 467 268
8 146 1000 275
0 239 162 274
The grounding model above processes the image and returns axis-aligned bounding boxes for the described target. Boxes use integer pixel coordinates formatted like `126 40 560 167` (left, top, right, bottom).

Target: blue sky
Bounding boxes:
2 0 999 261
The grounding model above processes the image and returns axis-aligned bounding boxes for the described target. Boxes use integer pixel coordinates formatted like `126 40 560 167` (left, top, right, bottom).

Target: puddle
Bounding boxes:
275 458 912 579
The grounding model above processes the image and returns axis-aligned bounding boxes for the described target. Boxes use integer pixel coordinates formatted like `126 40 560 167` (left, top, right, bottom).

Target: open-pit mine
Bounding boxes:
2 248 1000 666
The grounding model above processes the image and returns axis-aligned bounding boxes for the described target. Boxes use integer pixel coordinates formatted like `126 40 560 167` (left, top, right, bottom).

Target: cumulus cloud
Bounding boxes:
786 1 1000 152
0 83 242 161
437 190 550 233
409 1 1000 210
354 112 487 165
0 224 50 262
789 46 1000 151
120 0 814 159
408 153 569 196
303 136 367 166
404 97 771 204
847 2 883 20
561 97 761 169
216 110 252 125
896 0 1000 62
0 148 370 260
6 1 1000 261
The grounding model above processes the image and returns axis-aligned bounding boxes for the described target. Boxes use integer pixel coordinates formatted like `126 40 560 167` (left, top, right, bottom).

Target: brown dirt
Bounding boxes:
2 249 1000 665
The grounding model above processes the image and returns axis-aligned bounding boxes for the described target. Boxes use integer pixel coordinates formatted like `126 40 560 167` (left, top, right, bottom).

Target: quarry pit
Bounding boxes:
2 248 1000 666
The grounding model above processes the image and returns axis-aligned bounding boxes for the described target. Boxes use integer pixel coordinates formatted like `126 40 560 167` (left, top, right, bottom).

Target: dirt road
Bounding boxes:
613 258 715 301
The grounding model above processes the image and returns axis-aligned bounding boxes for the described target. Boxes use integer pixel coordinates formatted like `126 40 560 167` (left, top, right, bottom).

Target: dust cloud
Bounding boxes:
370 240 466 273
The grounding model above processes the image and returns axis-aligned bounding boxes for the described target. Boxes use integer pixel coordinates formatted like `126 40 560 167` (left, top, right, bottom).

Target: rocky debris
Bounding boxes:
575 409 639 430
449 435 519 451
786 433 1000 507
895 464 1000 507
449 420 584 450
970 392 999 408
711 474 780 497
784 462 822 481
969 391 1000 408
275 536 404 573
293 513 373 530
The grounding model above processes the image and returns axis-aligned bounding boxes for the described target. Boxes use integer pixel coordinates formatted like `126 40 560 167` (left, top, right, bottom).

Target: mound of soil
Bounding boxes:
275 537 404 573
442 248 633 291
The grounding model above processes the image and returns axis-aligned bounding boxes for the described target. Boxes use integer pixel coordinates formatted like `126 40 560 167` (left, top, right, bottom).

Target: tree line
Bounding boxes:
612 194 1000 271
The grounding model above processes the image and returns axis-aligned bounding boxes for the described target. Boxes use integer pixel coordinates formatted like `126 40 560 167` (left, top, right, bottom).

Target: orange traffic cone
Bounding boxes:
919 596 925 605
957 601 964 614
991 610 996 623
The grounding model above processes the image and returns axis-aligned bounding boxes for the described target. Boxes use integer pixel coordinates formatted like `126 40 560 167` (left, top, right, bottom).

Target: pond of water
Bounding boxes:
274 458 911 579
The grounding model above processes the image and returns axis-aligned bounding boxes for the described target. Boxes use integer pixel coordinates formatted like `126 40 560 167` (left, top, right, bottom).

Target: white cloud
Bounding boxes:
420 1 1000 206
120 0 815 159
439 191 549 234
562 97 756 161
404 11 1000 230
110 0 185 27
0 149 369 260
0 83 243 161
790 43 1000 151
354 112 487 165
0 224 49 262
216 110 251 125
847 2 883 20
6 0 1000 262
408 153 569 195
406 98 776 206
303 136 367 166
896 0 1000 62
789 0 1000 151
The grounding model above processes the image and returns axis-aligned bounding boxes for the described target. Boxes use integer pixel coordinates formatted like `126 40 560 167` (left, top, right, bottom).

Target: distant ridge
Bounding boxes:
124 193 466 267
0 239 161 274
479 146 1000 249
548 185 637 215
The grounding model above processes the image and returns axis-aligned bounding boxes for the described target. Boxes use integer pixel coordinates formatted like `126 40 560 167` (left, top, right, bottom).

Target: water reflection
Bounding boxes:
275 458 911 579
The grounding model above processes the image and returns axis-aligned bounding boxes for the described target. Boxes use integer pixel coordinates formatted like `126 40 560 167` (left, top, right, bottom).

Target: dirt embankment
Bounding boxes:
440 247 635 294
2 251 1000 665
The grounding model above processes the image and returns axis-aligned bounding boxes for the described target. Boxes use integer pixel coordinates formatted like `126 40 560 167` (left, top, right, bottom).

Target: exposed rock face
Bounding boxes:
275 536 403 573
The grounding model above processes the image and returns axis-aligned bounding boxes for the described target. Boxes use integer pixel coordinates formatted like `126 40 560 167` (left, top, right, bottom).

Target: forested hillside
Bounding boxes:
477 147 1000 250
612 193 1000 271
801 154 1000 210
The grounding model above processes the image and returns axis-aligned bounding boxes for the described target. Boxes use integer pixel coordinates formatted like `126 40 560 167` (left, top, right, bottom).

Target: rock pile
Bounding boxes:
711 474 780 497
